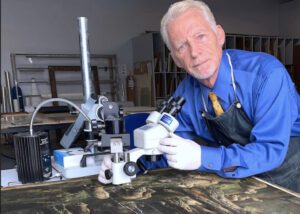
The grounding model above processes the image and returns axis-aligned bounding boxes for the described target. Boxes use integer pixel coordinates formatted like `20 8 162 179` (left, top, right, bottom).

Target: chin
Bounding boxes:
190 67 215 80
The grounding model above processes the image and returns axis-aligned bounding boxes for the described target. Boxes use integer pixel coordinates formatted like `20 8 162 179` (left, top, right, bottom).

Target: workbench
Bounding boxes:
1 106 155 134
1 112 76 134
1 169 300 213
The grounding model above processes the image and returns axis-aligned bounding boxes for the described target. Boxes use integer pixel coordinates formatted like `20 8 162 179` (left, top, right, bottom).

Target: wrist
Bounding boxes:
200 146 223 171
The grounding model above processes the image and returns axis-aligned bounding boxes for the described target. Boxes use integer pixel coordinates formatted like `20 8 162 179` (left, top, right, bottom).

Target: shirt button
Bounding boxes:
208 163 213 168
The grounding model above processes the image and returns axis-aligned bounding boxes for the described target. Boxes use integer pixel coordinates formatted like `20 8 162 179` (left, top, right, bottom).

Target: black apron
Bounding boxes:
201 53 253 147
201 101 252 146
201 53 300 193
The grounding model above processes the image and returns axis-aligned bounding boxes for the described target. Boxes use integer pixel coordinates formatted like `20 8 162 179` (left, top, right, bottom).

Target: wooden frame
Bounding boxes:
48 66 100 105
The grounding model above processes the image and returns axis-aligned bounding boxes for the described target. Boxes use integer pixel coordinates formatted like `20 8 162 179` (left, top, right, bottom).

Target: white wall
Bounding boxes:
1 0 176 84
207 0 279 36
1 0 297 90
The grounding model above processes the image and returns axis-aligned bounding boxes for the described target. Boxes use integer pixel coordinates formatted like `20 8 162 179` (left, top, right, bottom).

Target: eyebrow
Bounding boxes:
175 40 187 50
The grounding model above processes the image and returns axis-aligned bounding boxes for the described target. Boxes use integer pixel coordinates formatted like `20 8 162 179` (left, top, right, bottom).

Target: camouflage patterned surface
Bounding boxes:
2 169 300 213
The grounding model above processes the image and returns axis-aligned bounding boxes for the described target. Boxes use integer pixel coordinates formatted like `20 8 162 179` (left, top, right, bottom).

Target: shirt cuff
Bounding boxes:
198 146 223 171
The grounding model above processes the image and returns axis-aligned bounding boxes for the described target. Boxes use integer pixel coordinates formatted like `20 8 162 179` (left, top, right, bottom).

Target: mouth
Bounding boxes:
192 59 209 68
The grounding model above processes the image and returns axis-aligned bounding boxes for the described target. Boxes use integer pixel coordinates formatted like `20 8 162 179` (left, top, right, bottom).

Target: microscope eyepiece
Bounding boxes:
157 96 174 113
167 96 185 116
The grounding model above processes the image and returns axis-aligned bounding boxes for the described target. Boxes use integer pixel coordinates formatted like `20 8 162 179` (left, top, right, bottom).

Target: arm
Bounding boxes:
201 63 298 178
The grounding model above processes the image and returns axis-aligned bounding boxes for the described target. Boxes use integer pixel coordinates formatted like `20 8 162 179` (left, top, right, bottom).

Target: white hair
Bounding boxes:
161 0 217 50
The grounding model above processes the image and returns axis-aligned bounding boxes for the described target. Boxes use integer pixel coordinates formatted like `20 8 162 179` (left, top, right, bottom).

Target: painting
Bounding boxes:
1 169 300 213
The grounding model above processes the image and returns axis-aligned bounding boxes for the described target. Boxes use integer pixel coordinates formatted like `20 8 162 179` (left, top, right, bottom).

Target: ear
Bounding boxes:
171 52 183 68
215 25 225 47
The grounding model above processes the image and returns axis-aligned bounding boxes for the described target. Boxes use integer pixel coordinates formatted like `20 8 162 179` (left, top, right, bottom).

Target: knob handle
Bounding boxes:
123 162 138 176
104 169 113 180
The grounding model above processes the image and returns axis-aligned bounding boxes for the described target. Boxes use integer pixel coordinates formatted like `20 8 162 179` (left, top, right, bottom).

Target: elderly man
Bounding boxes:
99 0 300 193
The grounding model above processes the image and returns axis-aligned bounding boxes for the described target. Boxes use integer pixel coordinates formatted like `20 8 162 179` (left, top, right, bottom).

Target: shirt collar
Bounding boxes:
195 51 233 106
211 51 233 103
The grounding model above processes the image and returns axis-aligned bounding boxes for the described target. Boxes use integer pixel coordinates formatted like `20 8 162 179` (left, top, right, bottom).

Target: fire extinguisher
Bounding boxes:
126 74 135 103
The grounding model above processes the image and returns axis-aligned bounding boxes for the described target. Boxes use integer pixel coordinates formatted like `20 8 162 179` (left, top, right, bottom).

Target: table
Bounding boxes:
1 112 76 134
1 168 64 188
1 169 300 213
1 106 155 134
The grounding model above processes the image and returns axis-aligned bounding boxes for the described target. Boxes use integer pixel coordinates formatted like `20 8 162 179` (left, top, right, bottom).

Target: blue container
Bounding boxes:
11 86 24 112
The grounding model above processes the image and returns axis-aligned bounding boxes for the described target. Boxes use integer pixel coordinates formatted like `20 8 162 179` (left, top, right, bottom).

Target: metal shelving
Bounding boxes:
132 32 300 107
10 53 118 106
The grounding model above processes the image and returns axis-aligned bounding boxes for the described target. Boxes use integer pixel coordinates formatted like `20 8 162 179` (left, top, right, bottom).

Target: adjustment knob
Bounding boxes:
96 106 104 122
123 162 138 176
104 169 113 180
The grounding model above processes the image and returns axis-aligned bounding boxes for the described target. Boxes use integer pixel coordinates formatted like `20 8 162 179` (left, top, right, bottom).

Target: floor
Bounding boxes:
1 131 57 170
1 130 86 170
0 138 16 170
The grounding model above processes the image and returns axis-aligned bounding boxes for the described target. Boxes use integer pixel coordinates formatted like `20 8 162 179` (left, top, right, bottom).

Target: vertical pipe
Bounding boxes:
10 53 17 84
14 80 20 105
1 86 7 112
4 71 13 112
78 17 93 103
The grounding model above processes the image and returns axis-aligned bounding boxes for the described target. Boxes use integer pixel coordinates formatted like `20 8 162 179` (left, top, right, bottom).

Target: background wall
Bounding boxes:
1 0 299 92
279 0 300 38
1 0 175 82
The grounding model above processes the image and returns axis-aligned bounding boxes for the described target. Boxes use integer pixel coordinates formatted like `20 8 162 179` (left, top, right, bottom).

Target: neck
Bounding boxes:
200 78 215 89
199 50 223 88
199 69 219 88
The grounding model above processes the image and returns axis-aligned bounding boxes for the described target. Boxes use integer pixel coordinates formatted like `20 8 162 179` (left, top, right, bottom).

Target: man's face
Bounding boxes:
167 9 224 83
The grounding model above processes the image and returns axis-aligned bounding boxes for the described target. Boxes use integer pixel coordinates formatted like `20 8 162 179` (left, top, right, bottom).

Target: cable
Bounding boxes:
29 98 91 136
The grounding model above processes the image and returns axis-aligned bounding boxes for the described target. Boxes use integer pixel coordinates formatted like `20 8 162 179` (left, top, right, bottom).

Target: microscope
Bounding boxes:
52 17 130 178
46 17 184 182
52 94 130 179
105 96 185 185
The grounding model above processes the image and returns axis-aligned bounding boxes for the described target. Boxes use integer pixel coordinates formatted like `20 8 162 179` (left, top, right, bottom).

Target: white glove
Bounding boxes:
98 155 113 184
158 133 201 170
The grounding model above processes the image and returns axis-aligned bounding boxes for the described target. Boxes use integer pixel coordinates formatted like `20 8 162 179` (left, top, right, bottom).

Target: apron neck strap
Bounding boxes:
201 52 238 112
201 92 208 112
226 53 238 100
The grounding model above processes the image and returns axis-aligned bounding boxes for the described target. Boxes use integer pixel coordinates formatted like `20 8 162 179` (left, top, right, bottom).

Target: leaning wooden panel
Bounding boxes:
1 169 300 213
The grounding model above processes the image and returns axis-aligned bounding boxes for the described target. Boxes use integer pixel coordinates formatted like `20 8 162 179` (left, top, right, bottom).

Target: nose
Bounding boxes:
189 40 199 58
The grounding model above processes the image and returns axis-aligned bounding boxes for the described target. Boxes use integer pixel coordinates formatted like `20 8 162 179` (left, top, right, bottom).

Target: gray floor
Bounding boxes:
0 130 86 170
1 139 16 170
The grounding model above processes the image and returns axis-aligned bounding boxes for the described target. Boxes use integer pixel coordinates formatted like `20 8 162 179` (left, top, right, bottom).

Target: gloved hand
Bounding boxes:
98 155 112 184
158 133 201 170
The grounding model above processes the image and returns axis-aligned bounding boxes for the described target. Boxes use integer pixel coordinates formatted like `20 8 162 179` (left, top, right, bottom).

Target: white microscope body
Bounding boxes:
133 112 179 156
107 96 185 185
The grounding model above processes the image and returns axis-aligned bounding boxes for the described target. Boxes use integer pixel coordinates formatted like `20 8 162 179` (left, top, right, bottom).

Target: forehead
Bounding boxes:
167 9 212 43
167 9 212 39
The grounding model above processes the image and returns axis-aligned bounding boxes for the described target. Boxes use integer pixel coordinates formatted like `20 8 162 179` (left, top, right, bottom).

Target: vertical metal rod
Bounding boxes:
10 53 17 84
1 86 7 112
4 71 13 112
78 17 93 102
14 80 19 102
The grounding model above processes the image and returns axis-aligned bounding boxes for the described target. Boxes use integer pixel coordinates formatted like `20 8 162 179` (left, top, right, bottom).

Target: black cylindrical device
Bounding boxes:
13 131 52 184
105 119 124 134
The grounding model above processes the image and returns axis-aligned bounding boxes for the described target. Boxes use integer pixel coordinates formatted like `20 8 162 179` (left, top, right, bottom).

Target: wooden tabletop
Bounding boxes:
1 112 77 132
1 169 300 213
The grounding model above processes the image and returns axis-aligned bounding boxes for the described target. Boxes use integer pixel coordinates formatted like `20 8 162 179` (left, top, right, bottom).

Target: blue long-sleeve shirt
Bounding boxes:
172 49 300 178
